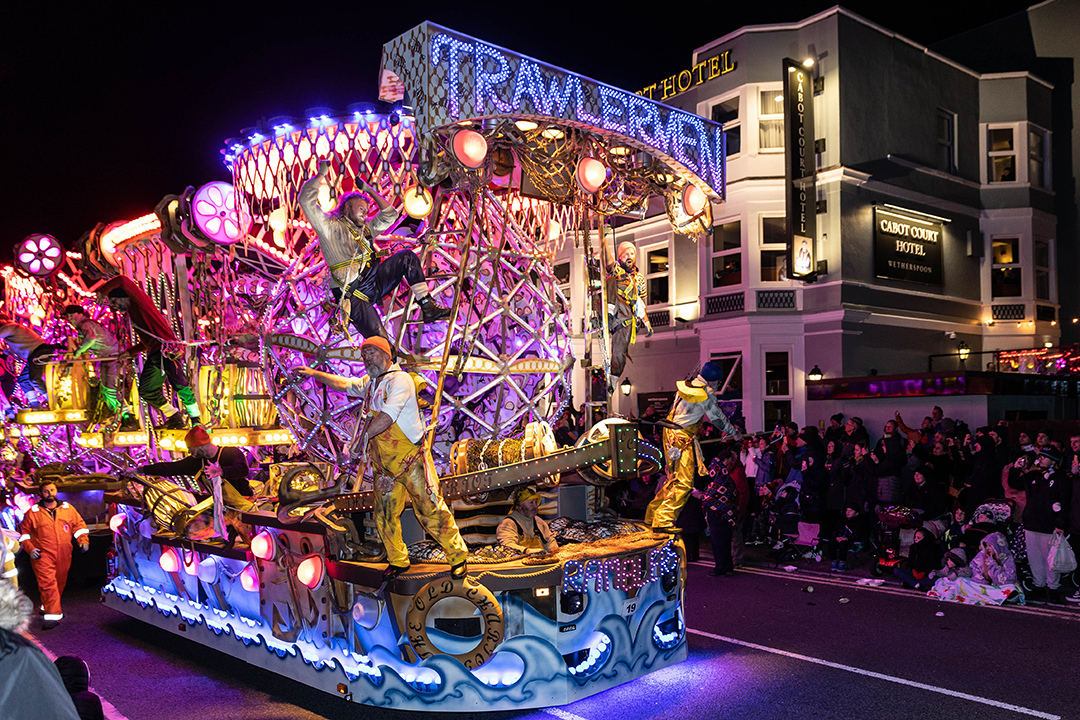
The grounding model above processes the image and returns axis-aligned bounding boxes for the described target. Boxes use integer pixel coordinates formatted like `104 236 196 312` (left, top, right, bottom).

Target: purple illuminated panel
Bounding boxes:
808 374 967 400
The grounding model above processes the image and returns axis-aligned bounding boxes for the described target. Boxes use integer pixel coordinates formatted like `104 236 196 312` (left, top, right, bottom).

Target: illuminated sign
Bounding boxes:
874 207 944 285
784 59 816 279
380 23 725 200
638 50 736 101
562 542 680 595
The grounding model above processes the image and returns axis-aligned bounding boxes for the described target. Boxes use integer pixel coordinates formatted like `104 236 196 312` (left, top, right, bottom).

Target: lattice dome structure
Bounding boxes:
229 113 576 467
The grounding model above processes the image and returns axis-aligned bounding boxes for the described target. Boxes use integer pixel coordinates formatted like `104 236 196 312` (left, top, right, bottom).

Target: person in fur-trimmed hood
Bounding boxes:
0 580 80 719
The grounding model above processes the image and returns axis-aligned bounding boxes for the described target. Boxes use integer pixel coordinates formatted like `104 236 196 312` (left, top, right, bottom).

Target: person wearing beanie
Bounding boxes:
299 160 450 345
0 582 81 719
1011 446 1069 604
62 305 125 425
823 413 847 447
604 239 653 392
99 275 200 430
134 425 253 509
645 361 741 533
496 487 558 554
298 335 469 581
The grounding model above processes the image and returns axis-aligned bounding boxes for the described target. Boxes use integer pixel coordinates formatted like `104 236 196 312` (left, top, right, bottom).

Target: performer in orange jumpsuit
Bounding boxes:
18 481 88 629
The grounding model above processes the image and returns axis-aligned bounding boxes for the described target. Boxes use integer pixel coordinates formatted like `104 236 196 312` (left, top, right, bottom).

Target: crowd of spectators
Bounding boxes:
609 404 1079 607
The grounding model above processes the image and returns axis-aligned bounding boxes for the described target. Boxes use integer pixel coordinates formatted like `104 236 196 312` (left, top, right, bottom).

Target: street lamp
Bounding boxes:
620 377 632 396
958 341 970 363
807 365 823 381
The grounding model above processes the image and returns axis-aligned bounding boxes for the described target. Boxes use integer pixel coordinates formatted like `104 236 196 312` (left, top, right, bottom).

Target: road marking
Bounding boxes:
687 628 1060 720
30 634 132 720
706 563 1080 621
543 708 591 720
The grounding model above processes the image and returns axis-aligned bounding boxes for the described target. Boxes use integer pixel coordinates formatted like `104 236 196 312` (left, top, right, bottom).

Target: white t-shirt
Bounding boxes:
342 365 424 444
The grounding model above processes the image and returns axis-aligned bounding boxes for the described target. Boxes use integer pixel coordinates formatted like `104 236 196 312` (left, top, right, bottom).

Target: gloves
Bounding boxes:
30 548 41 560
80 543 89 554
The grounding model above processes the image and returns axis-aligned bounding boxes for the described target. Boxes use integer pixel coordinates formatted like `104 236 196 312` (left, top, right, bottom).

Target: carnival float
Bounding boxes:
0 23 726 711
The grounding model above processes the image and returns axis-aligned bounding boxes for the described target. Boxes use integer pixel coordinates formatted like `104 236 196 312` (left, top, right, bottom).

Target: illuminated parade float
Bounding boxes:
1 24 726 711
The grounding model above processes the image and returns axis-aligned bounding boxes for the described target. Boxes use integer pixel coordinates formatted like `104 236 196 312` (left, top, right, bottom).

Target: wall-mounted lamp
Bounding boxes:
958 341 970 362
807 365 823 381
620 377 632 396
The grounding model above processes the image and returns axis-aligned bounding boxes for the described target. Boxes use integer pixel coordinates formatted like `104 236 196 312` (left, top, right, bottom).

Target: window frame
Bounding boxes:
1028 123 1050 190
757 86 784 153
761 347 793 427
641 241 671 309
990 235 1023 299
759 214 788 284
710 217 743 290
1033 236 1053 302
986 124 1019 184
710 91 742 160
936 108 957 175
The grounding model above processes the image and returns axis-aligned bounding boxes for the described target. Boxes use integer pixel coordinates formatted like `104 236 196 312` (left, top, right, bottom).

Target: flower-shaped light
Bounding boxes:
15 234 64 278
191 181 247 245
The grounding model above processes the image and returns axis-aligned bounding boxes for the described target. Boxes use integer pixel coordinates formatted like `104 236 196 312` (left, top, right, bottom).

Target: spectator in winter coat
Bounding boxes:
821 440 847 544
844 440 875 512
694 451 747 576
902 465 948 520
1011 447 1069 604
0 581 81 720
823 413 847 448
841 417 869 460
939 507 967 551
870 420 905 505
828 505 874 572
963 439 1002 516
929 546 972 582
894 527 941 590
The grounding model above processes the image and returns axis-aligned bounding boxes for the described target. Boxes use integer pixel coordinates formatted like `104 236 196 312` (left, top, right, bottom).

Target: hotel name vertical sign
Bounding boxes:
874 207 944 285
784 59 816 279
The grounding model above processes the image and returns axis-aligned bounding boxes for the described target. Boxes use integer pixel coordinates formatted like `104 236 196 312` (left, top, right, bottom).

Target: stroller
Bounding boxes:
870 506 924 577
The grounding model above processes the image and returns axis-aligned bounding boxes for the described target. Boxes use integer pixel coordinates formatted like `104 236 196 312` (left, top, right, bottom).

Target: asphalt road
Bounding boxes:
21 562 1080 720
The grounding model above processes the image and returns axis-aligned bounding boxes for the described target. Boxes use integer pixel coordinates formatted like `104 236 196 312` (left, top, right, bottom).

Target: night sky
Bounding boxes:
0 1 1035 263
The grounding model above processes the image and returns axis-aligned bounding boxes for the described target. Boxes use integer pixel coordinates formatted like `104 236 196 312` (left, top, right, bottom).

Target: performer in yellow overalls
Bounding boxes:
646 361 740 532
606 241 653 392
298 336 469 581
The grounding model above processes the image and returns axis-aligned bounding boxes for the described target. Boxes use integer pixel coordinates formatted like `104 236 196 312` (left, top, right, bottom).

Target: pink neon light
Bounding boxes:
159 547 181 574
240 564 259 592
250 531 274 560
109 513 127 533
296 556 323 589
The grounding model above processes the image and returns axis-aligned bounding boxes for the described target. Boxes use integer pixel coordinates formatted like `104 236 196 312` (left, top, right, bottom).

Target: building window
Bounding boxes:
711 352 743 422
1029 127 1048 189
712 96 740 157
758 90 784 151
760 216 787 282
764 351 791 426
711 220 742 288
1034 238 1051 301
991 237 1021 298
644 245 669 306
988 127 1017 183
936 109 956 174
